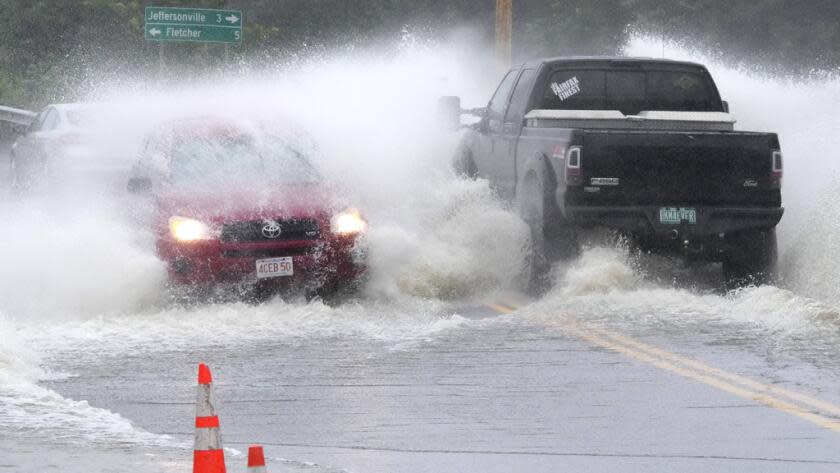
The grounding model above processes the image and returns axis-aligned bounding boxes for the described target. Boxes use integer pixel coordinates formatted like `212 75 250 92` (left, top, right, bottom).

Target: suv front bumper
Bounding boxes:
158 237 366 291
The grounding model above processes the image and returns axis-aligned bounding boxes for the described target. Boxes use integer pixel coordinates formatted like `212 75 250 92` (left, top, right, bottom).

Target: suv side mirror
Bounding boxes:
437 96 462 131
127 176 152 194
478 109 492 133
721 100 730 113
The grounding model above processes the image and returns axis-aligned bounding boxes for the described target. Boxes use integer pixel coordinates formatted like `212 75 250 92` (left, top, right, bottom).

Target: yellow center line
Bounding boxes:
484 303 516 314
591 327 840 419
483 301 840 433
565 321 840 432
483 303 518 314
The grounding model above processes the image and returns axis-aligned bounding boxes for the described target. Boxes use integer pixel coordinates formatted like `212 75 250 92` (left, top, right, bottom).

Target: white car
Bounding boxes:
10 103 109 192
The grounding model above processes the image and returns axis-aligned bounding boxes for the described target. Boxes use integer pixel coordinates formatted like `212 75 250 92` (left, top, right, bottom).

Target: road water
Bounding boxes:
2 38 840 471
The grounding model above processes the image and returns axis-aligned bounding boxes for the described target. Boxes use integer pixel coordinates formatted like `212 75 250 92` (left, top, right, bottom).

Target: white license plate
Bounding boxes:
659 207 697 225
255 257 294 279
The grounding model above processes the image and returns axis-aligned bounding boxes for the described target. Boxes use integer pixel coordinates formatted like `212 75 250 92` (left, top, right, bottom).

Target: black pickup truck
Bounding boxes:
442 57 783 288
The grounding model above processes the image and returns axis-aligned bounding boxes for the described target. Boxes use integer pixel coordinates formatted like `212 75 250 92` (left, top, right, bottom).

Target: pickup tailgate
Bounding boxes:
575 130 781 207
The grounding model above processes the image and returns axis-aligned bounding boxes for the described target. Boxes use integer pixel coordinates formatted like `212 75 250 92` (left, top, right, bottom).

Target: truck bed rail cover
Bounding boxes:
525 109 626 120
636 111 735 123
524 109 736 132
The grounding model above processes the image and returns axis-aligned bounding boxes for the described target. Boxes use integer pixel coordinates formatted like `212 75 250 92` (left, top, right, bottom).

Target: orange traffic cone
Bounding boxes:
247 445 267 473
193 363 226 473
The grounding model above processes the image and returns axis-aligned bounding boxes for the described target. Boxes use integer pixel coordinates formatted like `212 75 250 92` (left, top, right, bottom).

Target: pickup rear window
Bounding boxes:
540 69 722 115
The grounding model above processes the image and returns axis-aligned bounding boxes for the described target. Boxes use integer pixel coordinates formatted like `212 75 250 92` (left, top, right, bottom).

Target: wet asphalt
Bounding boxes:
32 301 840 473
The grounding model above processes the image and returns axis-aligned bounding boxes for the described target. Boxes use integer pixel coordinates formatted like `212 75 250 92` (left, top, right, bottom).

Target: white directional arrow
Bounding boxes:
225 14 239 24
149 27 161 36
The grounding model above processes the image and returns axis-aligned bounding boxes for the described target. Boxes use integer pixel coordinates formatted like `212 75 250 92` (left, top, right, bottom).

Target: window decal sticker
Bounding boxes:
674 75 698 90
550 76 580 101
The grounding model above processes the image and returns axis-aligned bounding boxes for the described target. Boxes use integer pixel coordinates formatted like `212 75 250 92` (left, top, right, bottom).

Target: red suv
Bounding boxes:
128 118 366 299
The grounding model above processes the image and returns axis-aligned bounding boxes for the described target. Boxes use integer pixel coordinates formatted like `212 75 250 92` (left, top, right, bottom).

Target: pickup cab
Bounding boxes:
442 57 783 288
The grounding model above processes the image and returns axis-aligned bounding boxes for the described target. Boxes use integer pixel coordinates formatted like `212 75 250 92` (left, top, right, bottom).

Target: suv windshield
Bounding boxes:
540 68 722 115
169 132 321 186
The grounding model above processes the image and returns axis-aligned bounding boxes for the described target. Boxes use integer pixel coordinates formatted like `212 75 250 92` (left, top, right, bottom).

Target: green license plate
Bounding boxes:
659 207 697 224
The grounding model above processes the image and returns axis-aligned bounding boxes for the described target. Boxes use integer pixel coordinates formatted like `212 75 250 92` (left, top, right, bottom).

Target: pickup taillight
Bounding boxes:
565 145 582 186
771 150 783 188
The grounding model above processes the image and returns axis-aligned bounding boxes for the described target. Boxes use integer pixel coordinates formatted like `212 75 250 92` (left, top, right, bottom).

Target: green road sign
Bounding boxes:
144 7 242 44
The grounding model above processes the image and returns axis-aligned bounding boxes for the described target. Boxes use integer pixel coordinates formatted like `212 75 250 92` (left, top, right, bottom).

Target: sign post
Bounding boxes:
495 0 512 68
144 6 243 44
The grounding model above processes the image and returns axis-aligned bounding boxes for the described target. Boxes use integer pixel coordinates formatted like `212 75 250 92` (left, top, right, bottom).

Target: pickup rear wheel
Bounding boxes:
519 176 551 294
722 229 778 288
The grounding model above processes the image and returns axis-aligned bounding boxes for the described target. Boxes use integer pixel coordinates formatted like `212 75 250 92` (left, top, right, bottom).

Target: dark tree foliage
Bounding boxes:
514 0 635 60
632 0 840 72
0 0 837 108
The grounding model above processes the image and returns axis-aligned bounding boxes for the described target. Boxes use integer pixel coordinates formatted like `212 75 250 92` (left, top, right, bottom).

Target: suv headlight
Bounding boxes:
169 216 212 241
331 208 367 235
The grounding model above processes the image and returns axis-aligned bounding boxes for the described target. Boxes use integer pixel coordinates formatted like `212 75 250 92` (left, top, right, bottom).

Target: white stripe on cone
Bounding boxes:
194 383 222 450
196 383 216 417
195 426 222 450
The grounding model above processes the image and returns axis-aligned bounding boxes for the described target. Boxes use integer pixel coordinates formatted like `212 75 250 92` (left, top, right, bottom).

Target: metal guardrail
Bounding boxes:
0 105 35 144
0 105 35 127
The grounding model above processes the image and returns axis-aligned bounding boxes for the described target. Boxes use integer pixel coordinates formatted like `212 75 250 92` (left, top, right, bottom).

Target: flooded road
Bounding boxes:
7 285 840 473
3 39 840 472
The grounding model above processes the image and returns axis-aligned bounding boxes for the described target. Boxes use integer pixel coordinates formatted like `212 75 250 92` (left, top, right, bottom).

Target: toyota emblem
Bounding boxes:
261 220 282 239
